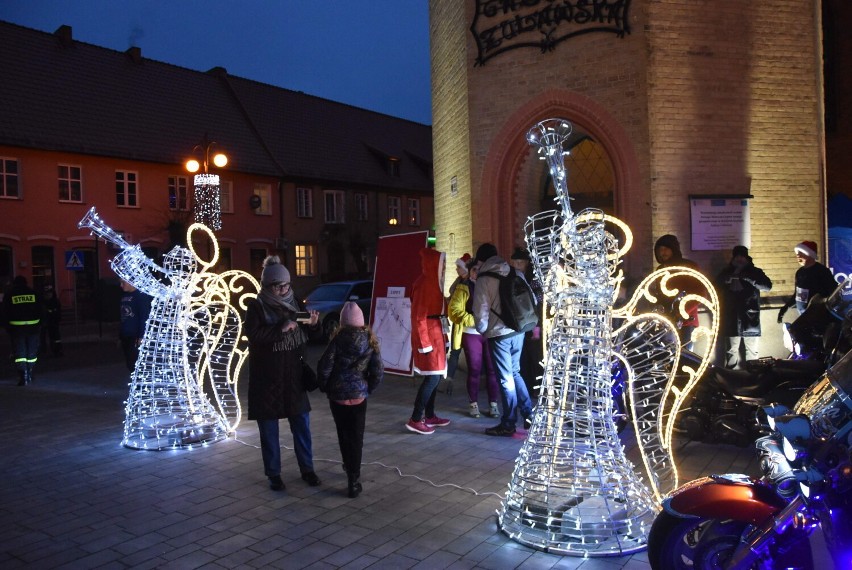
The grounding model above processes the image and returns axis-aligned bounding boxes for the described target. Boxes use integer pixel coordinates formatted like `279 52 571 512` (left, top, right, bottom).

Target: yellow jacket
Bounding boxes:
447 281 476 351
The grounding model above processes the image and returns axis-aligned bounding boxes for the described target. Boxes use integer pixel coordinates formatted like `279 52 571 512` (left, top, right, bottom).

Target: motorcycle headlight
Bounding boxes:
800 481 810 498
783 437 799 462
766 415 776 430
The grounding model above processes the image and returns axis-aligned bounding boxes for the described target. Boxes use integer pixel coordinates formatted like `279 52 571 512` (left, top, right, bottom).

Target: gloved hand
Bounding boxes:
777 305 788 323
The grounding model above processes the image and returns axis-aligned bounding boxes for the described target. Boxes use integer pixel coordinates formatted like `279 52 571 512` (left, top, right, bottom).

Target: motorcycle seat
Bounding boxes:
709 359 825 398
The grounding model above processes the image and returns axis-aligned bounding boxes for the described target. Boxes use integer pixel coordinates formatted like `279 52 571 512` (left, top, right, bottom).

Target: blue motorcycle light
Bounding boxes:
783 437 798 462
799 481 810 498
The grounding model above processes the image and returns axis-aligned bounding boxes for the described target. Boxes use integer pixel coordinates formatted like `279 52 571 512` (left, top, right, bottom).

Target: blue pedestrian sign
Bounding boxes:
65 250 84 271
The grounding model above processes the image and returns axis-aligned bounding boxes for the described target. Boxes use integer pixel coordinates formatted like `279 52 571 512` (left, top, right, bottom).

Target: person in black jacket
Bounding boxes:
778 240 838 322
316 301 383 498
245 256 320 491
3 275 43 385
715 245 773 368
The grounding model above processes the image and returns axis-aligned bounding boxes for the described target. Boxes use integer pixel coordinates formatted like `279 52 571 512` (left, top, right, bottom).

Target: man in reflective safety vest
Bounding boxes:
3 276 43 386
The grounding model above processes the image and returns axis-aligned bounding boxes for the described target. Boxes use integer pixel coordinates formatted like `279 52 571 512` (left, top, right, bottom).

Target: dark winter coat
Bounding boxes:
316 327 383 401
653 235 704 328
245 295 319 420
3 280 43 334
716 260 772 337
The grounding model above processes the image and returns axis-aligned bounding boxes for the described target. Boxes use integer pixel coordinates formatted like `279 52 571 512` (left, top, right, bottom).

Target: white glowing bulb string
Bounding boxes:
498 118 658 556
193 173 222 231
77 207 258 450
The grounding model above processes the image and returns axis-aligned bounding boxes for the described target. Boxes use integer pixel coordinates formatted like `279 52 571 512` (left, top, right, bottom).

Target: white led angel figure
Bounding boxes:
79 207 258 450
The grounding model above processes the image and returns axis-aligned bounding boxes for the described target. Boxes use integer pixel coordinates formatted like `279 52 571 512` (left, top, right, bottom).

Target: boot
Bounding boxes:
347 472 362 498
25 368 33 384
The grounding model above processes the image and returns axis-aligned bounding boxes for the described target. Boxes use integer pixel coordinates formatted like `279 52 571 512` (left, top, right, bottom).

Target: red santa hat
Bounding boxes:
794 240 818 259
456 253 472 270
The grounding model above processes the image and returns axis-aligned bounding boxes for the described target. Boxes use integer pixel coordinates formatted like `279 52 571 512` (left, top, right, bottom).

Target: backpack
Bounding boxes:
479 267 538 333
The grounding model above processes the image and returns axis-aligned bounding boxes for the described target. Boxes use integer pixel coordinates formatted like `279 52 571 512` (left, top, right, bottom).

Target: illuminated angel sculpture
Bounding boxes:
78 207 259 449
497 119 719 555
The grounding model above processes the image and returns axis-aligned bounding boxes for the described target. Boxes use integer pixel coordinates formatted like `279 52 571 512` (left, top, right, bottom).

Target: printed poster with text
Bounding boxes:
371 231 428 376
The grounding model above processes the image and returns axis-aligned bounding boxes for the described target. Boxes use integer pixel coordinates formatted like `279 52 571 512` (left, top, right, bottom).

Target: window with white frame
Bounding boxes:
116 170 138 207
294 244 317 277
253 183 272 215
0 158 20 198
168 175 189 210
219 180 234 214
355 193 368 221
324 189 345 223
387 196 401 225
58 164 82 202
408 198 420 226
296 187 313 218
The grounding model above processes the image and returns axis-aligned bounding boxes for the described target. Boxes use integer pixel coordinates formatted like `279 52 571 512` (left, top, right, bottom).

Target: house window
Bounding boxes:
168 175 189 210
294 244 317 277
388 157 400 177
408 198 420 226
220 180 233 214
58 164 82 202
355 193 368 221
296 187 313 218
0 158 20 198
116 170 138 207
253 183 271 215
324 189 345 223
387 196 401 225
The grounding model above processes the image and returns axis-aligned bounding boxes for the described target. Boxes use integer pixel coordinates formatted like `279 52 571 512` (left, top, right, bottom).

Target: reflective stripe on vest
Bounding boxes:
10 319 40 326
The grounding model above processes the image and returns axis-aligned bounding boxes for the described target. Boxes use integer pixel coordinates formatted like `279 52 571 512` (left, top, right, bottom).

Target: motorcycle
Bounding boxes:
647 282 852 569
675 280 852 446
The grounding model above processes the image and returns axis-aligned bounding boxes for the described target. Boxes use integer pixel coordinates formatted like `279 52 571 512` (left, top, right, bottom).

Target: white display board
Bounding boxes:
690 197 751 251
372 296 412 374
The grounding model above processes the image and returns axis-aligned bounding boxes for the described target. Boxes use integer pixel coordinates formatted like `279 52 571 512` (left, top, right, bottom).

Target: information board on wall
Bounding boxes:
690 197 751 251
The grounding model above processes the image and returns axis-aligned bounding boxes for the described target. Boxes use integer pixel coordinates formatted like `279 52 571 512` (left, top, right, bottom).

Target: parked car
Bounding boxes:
302 280 373 341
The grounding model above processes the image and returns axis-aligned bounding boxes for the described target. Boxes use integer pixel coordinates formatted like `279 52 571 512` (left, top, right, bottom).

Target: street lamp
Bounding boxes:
186 135 228 231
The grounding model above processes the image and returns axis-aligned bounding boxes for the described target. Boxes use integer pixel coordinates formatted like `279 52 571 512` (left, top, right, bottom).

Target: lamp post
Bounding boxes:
186 135 228 231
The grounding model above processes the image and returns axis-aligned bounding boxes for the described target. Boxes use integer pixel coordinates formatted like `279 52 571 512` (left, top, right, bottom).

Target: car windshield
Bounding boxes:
306 284 350 302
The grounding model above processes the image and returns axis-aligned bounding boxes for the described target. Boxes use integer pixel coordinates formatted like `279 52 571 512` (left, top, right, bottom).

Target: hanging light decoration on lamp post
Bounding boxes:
186 135 228 231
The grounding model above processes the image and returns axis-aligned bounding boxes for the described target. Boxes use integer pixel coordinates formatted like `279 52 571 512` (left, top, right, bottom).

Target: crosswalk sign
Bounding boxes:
65 250 84 271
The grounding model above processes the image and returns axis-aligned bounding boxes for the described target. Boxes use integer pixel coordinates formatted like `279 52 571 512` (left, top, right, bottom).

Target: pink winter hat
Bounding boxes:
340 301 365 327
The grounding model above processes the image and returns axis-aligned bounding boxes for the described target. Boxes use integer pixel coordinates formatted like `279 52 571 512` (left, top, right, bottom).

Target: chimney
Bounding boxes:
126 46 142 64
54 25 72 47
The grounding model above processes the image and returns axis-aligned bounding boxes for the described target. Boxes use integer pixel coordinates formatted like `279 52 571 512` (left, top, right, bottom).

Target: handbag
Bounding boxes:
300 357 319 392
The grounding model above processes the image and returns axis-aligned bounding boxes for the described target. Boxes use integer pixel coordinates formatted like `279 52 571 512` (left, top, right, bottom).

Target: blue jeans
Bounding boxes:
411 374 441 421
256 413 314 477
489 333 533 429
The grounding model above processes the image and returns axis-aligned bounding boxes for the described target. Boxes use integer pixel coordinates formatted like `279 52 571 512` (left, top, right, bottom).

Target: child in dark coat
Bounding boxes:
316 302 383 498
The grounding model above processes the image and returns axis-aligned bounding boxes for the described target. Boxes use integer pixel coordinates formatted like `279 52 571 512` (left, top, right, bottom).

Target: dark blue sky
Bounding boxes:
0 0 432 125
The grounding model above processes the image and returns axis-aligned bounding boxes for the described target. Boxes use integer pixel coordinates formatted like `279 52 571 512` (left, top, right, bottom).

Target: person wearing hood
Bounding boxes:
471 243 534 437
405 247 452 435
715 245 772 368
245 256 321 491
653 234 704 350
316 301 383 498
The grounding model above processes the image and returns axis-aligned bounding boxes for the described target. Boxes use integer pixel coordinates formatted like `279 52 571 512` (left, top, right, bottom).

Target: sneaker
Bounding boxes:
468 402 480 418
406 418 435 435
425 415 451 427
485 424 516 437
489 402 500 418
268 475 285 491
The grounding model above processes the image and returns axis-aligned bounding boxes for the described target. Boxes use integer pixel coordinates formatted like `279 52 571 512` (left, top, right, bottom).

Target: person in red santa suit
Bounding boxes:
405 247 451 435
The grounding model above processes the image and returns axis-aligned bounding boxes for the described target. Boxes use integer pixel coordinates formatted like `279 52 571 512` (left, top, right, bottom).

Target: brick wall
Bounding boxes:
431 0 825 297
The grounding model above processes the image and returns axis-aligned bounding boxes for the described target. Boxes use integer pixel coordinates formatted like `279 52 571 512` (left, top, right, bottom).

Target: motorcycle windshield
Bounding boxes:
794 349 852 439
826 276 852 321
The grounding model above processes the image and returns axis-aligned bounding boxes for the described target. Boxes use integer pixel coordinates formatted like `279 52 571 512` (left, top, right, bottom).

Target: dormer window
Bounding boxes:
388 157 400 177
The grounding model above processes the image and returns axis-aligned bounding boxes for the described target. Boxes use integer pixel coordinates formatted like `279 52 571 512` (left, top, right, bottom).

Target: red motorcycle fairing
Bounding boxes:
664 474 788 526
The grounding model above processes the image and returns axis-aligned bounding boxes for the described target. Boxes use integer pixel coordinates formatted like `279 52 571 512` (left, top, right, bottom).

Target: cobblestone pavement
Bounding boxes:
2 322 819 569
